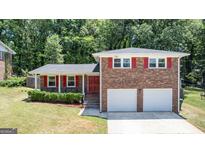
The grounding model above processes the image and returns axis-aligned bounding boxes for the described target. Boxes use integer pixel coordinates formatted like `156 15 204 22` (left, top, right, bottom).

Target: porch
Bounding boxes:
29 64 100 108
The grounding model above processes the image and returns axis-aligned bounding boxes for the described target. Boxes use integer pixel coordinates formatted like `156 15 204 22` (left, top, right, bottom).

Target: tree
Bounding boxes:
0 19 205 87
44 34 63 64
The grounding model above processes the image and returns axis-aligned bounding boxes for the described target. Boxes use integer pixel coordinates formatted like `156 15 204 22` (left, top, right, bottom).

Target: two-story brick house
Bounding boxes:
29 48 189 113
0 41 16 80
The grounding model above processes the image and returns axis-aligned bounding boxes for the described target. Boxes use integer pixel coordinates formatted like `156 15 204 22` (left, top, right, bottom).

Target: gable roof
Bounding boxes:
29 64 99 75
93 47 189 60
0 40 16 54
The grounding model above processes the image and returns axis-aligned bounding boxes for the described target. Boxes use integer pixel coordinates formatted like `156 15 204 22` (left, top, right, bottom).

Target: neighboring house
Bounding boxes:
29 48 189 113
0 41 16 80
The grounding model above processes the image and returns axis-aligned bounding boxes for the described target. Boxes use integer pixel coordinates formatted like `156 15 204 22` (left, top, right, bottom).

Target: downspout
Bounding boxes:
58 74 61 93
34 74 37 90
82 74 85 95
178 57 181 113
99 57 102 112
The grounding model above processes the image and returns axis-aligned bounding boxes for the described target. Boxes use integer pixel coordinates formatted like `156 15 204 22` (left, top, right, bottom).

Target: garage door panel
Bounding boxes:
143 89 172 112
108 89 137 112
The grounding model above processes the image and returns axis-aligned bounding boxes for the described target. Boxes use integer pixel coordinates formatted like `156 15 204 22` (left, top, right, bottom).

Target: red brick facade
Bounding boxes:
101 57 179 113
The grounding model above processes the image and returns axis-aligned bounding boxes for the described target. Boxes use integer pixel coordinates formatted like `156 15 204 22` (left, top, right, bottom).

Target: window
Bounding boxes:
113 58 131 68
123 58 130 68
149 58 157 68
0 52 2 60
149 58 166 69
158 58 165 68
67 76 75 87
48 76 56 87
114 58 121 68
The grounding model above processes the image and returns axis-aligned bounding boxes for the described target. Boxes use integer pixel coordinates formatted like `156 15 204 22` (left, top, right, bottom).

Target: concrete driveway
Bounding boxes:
108 112 203 134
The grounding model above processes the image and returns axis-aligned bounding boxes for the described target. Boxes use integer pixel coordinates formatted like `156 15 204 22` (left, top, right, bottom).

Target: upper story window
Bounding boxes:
158 58 165 68
149 58 157 68
114 58 121 68
0 51 2 60
113 58 131 68
123 58 130 68
67 75 75 87
149 58 166 68
48 76 56 87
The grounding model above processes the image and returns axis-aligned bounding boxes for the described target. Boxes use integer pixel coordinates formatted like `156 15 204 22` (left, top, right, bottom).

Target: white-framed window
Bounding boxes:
0 51 2 60
158 58 166 68
67 75 75 87
114 58 121 68
149 58 157 68
48 76 56 87
113 58 131 68
149 58 166 69
123 58 131 68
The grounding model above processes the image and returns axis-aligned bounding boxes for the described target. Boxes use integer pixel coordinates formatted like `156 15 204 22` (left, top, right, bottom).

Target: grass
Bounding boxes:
180 87 205 132
0 87 107 134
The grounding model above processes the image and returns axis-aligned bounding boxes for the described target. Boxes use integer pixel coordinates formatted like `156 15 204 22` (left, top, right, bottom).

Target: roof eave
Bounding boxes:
93 52 190 58
29 71 100 75
0 41 16 55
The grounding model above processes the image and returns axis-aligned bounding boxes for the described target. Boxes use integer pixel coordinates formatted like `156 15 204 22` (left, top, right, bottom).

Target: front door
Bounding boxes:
88 76 99 94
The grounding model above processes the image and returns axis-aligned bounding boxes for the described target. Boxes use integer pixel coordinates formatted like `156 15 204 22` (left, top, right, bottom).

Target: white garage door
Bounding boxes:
107 89 137 112
143 88 172 111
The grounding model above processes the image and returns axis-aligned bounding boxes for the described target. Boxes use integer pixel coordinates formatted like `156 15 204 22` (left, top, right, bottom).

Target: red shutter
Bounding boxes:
63 75 67 88
43 76 47 88
144 57 148 69
108 57 113 69
167 57 172 69
132 57 137 69
56 75 59 87
76 76 79 88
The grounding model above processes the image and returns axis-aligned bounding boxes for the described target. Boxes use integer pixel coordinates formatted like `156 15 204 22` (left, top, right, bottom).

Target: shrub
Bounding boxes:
27 90 83 104
0 77 26 87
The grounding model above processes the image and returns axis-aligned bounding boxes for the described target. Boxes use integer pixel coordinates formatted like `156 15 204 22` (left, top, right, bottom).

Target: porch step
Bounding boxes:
85 98 99 102
85 94 99 104
85 94 99 99
83 101 99 108
85 103 99 108
84 94 100 108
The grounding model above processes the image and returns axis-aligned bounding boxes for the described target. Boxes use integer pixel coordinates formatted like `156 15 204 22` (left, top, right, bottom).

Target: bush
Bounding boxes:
0 77 26 87
27 90 83 104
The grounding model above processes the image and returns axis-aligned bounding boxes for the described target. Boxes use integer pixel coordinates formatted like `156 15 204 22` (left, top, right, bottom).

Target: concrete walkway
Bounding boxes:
79 108 107 118
108 112 203 134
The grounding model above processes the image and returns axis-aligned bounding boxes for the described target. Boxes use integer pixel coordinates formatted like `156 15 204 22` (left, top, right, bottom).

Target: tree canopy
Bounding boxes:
44 34 63 64
0 19 204 87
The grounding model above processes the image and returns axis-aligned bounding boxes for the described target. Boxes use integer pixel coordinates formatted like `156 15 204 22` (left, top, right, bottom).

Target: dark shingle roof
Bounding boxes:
29 64 99 74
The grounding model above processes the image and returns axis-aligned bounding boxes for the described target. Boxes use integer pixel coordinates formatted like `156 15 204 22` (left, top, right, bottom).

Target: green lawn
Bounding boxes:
180 87 205 133
0 87 107 134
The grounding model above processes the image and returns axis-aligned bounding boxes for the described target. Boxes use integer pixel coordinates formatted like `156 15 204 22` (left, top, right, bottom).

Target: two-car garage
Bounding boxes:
107 88 173 112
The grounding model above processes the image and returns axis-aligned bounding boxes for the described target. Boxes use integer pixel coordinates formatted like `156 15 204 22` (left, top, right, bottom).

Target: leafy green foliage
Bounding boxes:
186 71 201 85
0 19 205 86
27 90 83 104
0 77 26 87
44 34 63 64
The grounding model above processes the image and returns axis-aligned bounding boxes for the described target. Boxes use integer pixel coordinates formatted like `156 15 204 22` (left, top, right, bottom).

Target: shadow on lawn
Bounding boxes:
22 98 83 108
